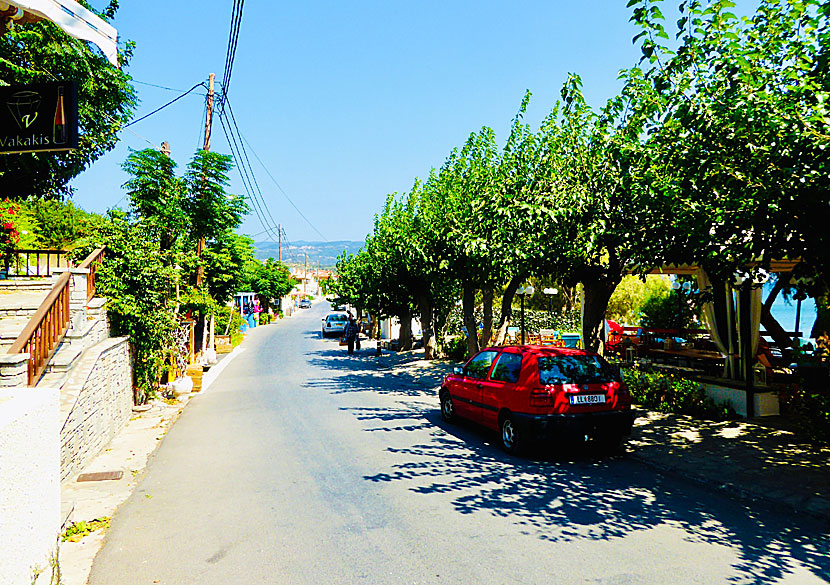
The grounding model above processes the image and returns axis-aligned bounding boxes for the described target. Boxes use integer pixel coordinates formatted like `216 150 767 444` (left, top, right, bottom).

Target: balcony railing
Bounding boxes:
3 249 69 278
6 247 106 386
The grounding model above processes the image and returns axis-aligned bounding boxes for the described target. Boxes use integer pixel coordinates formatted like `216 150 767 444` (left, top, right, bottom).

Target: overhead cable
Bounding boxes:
125 82 207 128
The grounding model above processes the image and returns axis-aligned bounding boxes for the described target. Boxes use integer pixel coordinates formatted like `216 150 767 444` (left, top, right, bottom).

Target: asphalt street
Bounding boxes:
88 303 830 585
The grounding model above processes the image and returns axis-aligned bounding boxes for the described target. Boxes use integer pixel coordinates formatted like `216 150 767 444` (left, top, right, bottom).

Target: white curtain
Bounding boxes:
736 286 763 379
4 0 118 66
696 268 728 355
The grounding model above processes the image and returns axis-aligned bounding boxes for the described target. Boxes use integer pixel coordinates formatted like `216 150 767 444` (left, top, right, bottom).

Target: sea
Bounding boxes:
764 282 818 339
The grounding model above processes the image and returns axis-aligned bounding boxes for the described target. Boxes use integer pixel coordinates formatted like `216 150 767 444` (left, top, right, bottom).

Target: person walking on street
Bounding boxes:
343 314 359 355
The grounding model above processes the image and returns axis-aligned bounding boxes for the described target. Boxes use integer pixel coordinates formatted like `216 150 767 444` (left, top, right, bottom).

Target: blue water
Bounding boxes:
764 284 818 338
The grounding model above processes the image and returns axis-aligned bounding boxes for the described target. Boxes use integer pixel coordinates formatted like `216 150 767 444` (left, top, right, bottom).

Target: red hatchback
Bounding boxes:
439 345 634 454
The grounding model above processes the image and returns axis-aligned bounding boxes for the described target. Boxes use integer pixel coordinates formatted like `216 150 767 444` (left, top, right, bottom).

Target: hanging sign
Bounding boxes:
0 81 78 154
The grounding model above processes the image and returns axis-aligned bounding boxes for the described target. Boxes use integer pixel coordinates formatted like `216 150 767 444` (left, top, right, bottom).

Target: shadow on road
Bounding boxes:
303 344 830 584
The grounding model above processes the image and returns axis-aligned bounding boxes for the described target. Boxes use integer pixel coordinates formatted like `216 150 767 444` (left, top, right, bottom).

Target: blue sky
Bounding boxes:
71 1 645 244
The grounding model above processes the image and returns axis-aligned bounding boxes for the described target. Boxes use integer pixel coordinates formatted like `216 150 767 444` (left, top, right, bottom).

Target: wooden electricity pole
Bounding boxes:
196 73 215 287
278 223 282 262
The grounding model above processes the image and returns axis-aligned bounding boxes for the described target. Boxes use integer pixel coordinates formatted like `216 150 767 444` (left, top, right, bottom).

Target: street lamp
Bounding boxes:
516 285 535 344
542 287 558 315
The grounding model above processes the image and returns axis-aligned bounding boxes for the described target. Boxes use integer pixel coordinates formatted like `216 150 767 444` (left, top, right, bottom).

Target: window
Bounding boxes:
464 351 499 380
537 355 619 385
490 352 523 384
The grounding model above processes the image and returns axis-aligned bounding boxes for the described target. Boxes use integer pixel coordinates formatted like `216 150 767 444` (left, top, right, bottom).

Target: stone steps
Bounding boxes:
0 277 109 388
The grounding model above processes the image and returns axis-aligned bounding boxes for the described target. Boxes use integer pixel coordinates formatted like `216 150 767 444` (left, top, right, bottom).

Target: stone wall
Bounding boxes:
0 388 60 585
60 337 132 482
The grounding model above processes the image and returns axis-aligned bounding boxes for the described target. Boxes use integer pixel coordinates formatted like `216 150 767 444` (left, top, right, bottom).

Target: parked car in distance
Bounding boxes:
321 312 349 337
439 345 633 454
299 299 312 309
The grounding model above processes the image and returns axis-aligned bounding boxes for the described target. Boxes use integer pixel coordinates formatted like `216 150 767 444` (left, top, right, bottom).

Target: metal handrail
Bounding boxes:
7 247 106 386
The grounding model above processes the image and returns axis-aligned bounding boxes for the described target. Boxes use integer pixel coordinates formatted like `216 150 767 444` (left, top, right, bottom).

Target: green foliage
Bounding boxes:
122 149 186 252
203 232 256 305
242 257 294 312
639 287 700 330
183 151 248 243
621 364 736 421
20 198 101 249
216 304 245 345
796 390 830 447
0 4 137 198
446 335 469 362
61 517 110 542
72 211 178 403
606 275 672 325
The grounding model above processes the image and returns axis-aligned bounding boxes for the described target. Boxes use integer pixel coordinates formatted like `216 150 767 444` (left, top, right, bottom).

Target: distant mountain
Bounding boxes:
254 240 364 269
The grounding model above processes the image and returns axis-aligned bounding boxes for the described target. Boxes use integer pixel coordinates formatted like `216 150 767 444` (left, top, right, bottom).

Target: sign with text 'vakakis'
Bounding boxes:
0 82 79 154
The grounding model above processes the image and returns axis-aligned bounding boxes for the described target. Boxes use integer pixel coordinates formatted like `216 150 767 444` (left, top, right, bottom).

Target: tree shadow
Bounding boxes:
304 344 830 584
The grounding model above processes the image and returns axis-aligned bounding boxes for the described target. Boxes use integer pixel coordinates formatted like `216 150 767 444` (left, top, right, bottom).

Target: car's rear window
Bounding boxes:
537 354 618 385
327 315 348 323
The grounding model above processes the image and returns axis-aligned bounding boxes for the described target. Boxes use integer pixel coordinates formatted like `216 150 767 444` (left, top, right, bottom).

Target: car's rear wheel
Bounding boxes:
440 390 456 423
500 414 522 455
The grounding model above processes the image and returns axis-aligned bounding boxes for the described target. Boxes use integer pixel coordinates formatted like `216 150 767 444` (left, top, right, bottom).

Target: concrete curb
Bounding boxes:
628 450 830 524
201 346 245 393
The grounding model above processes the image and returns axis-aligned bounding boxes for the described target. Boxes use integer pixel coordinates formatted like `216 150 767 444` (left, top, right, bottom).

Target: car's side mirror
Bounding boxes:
454 367 463 375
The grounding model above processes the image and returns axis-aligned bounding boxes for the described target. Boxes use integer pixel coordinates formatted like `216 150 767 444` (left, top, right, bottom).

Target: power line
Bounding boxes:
221 0 244 106
216 106 281 242
223 97 329 242
125 82 206 128
132 79 192 93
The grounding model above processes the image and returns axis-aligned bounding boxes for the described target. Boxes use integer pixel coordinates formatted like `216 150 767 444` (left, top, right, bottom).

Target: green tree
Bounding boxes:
628 0 830 329
0 1 137 198
122 149 186 253
72 210 179 403
246 257 294 313
21 198 101 249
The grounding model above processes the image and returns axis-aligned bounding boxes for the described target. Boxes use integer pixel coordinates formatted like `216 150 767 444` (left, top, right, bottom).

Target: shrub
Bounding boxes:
446 335 469 362
621 364 736 421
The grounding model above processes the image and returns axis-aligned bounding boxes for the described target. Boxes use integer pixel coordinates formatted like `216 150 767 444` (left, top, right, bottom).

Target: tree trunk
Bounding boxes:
418 294 438 360
493 275 523 345
812 289 830 339
581 278 619 354
462 283 480 357
370 314 380 340
399 309 413 351
480 287 494 348
560 285 578 313
761 275 793 350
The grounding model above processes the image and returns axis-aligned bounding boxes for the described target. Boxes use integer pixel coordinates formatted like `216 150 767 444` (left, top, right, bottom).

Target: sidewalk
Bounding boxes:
58 342 247 585
628 408 830 522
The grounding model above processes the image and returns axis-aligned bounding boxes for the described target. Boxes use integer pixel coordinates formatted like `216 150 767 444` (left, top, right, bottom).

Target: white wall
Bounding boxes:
379 317 422 340
0 388 60 585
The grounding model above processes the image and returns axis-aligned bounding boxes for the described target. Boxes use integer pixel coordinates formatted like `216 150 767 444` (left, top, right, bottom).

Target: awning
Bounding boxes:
0 0 118 67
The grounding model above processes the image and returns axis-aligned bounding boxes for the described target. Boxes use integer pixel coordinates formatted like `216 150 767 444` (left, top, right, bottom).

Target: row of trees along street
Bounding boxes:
1 3 295 402
334 0 830 362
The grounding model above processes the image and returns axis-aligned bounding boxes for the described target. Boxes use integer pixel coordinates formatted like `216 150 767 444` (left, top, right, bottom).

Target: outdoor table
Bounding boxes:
649 348 725 375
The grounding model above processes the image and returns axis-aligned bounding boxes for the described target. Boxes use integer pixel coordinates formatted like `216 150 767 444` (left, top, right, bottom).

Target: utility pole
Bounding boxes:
278 224 281 263
198 73 215 363
196 73 215 287
304 252 308 295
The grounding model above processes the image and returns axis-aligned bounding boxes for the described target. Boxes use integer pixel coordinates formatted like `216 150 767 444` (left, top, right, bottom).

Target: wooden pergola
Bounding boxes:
638 259 804 417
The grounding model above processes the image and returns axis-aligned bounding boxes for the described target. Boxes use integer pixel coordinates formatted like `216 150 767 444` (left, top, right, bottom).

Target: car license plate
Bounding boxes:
569 394 606 405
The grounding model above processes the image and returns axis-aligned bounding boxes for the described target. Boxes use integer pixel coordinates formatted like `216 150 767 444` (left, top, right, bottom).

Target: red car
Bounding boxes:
439 345 634 454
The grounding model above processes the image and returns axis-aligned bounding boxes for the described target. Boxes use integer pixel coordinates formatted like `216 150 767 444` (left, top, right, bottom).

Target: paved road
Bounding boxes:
89 303 830 585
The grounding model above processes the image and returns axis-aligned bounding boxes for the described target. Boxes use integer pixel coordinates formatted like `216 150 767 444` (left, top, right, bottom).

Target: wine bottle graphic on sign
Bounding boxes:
53 86 66 145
